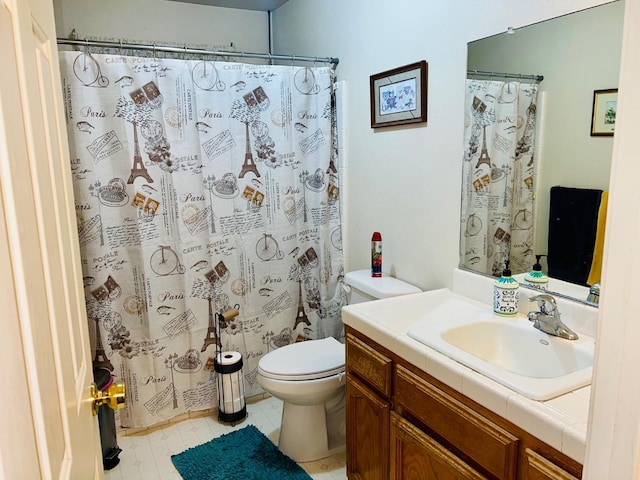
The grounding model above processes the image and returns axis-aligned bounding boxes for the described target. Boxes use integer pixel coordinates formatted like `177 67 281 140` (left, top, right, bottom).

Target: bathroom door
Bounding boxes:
0 0 102 478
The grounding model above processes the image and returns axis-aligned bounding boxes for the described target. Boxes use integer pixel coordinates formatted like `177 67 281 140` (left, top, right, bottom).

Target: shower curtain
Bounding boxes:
59 50 344 428
460 79 538 276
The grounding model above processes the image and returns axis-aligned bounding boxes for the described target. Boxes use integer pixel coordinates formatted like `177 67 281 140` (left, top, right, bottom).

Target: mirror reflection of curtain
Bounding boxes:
59 51 344 428
460 79 538 276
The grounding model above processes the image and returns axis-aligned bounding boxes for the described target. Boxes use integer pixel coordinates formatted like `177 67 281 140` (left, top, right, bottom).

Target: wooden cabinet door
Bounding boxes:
521 449 579 480
395 365 518 479
389 413 487 480
347 374 390 480
390 413 488 480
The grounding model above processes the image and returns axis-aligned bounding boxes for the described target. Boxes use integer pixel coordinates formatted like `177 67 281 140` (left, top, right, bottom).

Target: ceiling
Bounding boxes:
168 0 290 11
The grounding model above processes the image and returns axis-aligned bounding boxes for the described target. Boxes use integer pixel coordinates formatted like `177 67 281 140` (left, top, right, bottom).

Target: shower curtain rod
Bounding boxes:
56 37 339 67
467 69 543 82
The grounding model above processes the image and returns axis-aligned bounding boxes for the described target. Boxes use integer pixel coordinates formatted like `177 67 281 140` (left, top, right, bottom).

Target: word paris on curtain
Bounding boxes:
60 50 344 428
460 79 538 277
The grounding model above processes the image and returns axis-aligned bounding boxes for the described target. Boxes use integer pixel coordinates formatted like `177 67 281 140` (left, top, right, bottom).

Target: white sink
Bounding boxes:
407 294 595 400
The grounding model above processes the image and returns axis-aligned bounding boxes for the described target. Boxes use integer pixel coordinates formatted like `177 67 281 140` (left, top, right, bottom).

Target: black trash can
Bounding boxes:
93 367 122 470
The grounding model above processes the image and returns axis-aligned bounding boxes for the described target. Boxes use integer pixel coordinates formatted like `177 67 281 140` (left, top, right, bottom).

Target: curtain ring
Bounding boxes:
314 57 318 68
119 39 123 56
153 44 156 60
291 54 295 66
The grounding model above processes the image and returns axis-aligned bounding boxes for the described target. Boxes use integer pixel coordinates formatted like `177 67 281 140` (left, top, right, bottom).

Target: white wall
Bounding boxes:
53 0 269 52
272 0 615 292
468 2 623 260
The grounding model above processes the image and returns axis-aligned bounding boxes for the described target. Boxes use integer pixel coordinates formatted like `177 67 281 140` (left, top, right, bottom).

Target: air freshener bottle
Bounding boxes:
524 254 549 290
371 232 382 277
493 259 519 316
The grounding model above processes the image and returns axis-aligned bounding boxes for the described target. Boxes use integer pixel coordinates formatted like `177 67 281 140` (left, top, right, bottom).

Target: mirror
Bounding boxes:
460 1 624 304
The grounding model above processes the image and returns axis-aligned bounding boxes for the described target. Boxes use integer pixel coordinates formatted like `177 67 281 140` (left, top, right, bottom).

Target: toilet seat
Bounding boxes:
258 337 345 381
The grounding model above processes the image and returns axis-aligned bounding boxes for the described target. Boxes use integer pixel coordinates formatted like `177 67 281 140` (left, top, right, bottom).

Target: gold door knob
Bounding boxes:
91 382 126 416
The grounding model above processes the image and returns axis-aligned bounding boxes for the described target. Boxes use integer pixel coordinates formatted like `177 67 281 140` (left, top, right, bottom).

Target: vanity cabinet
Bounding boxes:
345 327 582 480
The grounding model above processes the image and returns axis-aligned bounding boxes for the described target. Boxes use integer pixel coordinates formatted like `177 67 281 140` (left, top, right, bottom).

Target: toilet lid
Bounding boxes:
258 337 345 381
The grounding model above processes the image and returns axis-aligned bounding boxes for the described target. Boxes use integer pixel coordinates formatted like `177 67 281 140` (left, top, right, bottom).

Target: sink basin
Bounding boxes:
441 321 593 379
407 294 595 400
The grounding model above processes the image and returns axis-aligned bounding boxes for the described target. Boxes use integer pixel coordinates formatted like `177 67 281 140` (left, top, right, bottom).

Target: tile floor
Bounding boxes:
104 395 347 480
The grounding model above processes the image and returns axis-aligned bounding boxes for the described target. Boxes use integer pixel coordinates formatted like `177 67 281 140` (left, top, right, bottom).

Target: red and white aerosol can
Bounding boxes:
371 232 382 277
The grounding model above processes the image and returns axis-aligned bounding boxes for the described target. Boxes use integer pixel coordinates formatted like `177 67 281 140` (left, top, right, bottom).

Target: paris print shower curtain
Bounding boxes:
59 50 344 428
460 79 538 277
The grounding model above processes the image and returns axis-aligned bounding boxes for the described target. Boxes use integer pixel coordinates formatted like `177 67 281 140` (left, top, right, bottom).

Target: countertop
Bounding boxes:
341 287 592 465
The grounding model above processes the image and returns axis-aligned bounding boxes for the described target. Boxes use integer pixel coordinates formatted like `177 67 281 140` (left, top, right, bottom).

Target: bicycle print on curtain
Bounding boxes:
59 50 344 428
460 79 538 277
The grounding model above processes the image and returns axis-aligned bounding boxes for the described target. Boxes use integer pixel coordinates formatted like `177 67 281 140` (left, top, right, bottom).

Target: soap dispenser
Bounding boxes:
493 259 519 316
524 254 549 290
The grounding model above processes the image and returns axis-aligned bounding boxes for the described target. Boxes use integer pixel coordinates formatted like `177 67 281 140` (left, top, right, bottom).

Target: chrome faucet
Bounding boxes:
527 294 578 340
586 282 600 305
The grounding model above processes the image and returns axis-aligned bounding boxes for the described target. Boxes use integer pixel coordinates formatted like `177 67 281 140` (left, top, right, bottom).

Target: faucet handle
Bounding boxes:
529 294 557 315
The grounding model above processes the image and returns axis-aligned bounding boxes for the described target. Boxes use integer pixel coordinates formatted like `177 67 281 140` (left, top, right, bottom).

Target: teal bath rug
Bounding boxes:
171 424 312 480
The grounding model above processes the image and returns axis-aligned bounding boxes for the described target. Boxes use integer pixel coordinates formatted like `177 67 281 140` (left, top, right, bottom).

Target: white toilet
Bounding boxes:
257 269 421 462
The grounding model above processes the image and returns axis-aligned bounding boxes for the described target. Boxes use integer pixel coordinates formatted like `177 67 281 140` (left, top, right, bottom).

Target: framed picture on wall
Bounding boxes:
590 88 618 136
370 61 428 128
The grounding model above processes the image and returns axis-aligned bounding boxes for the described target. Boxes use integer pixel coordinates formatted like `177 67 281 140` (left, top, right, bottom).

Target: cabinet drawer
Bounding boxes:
521 448 579 480
391 412 488 480
395 365 518 480
346 332 392 397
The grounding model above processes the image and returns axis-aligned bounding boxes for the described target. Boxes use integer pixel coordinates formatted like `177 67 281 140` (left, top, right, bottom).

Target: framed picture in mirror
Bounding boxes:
590 88 618 136
370 60 427 128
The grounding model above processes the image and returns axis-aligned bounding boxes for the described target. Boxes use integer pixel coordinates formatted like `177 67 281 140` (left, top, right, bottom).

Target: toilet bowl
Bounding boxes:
258 337 346 462
257 270 421 462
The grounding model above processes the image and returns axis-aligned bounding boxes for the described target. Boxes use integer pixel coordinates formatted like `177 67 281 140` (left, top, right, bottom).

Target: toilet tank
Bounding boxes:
344 270 421 304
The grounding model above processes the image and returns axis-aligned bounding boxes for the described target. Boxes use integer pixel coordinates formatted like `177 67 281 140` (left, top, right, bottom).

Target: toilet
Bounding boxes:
257 269 421 462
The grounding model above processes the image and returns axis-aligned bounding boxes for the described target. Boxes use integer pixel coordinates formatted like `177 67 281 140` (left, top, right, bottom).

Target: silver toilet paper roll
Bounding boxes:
214 351 246 423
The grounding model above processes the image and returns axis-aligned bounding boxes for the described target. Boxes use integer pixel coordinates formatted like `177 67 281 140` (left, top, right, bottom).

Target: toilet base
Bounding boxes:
277 400 346 463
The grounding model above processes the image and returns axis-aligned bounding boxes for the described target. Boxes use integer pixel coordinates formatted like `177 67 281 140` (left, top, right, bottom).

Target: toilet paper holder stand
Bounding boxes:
213 305 247 425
